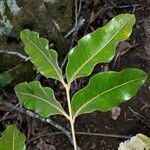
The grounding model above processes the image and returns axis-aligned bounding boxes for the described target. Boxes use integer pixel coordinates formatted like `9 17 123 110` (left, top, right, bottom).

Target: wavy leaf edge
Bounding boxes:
66 14 136 83
71 68 147 118
0 125 26 150
15 81 67 118
20 29 63 82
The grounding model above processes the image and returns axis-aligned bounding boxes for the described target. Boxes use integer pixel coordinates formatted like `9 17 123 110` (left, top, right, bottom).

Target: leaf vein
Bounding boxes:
69 19 130 83
17 92 64 115
74 77 143 117
22 33 62 81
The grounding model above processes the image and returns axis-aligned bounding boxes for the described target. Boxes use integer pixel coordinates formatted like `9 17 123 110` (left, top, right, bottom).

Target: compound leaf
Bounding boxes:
15 81 66 118
0 125 26 150
20 29 63 82
66 14 135 83
72 68 147 118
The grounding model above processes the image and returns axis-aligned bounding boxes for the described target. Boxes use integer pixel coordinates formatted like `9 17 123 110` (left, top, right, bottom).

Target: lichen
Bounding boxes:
0 0 5 15
0 15 13 35
6 0 21 15
0 0 21 36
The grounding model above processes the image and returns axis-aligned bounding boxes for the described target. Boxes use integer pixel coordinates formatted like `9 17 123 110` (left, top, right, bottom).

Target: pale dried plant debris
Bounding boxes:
118 134 150 150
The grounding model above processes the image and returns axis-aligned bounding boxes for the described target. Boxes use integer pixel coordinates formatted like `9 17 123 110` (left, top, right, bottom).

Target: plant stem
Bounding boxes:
65 84 77 150
70 119 77 150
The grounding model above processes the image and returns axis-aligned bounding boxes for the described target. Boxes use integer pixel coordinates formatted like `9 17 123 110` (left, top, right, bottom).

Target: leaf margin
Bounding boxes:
0 125 26 150
66 14 136 83
20 29 64 83
15 81 68 119
71 68 147 118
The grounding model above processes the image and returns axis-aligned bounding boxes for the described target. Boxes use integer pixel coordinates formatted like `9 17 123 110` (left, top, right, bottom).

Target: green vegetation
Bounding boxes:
0 14 147 150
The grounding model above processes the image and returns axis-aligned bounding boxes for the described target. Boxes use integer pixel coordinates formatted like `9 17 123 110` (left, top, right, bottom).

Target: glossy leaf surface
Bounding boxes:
0 125 26 150
20 29 63 82
15 81 66 117
71 68 147 118
66 14 135 83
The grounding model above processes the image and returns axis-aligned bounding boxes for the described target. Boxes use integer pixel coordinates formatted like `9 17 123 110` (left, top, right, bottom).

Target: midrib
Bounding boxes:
12 129 15 150
69 19 129 83
74 77 143 117
17 92 63 115
22 33 62 81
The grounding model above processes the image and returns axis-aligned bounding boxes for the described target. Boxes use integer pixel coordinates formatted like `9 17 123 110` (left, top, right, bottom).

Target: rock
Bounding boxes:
0 0 73 87
44 0 73 33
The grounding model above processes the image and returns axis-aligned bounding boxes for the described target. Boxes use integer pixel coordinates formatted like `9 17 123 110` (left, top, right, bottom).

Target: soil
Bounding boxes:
0 0 150 150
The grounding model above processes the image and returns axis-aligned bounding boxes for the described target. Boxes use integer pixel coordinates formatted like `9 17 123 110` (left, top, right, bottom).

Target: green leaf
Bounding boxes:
15 81 67 118
20 29 63 82
0 125 26 150
71 68 147 118
66 14 136 83
0 72 13 87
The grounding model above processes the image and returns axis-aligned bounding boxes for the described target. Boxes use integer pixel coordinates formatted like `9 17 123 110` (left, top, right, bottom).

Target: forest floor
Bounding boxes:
0 0 150 150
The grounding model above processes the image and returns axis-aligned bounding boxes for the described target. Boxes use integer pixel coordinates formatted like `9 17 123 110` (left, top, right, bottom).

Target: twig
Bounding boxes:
0 50 29 61
128 107 143 118
129 107 150 128
75 0 78 33
93 4 108 22
7 63 24 73
64 18 85 38
92 4 139 23
27 131 130 145
76 131 130 139
111 43 138 70
77 0 82 18
64 0 83 38
61 0 83 70
108 4 139 9
0 100 73 146
1 103 20 121
0 50 37 78
61 19 85 70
